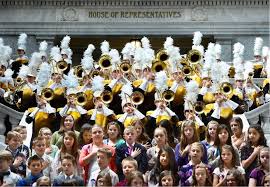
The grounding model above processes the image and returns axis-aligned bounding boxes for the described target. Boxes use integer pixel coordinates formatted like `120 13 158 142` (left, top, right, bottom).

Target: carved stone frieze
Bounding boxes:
191 7 208 21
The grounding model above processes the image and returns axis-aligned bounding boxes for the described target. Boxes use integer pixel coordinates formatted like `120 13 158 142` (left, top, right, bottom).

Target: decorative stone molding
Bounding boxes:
191 7 208 21
61 7 78 21
0 0 268 8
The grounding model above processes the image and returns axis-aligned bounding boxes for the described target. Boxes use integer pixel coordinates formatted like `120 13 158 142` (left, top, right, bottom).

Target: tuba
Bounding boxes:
220 82 233 96
57 59 68 71
98 55 112 70
101 90 113 104
187 49 202 65
131 91 144 105
194 101 205 115
41 88 54 101
152 59 166 73
162 90 175 102
76 92 87 106
156 49 169 62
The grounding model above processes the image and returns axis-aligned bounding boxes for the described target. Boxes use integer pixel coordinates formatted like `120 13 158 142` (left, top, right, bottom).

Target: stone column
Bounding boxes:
215 36 233 62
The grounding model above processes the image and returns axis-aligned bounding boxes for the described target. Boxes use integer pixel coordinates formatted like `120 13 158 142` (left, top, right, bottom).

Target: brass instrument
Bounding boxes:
74 65 84 79
162 90 175 102
180 58 189 66
57 59 68 71
194 101 205 115
156 49 169 62
131 91 144 105
182 66 193 77
15 77 24 85
76 92 87 106
120 61 132 74
187 49 202 65
101 90 113 104
220 82 233 95
152 59 166 73
41 88 54 101
98 55 112 70
91 70 101 78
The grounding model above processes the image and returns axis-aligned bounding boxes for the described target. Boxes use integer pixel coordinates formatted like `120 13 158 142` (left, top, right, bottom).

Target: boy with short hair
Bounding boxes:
5 131 22 158
116 126 147 180
30 137 53 178
52 154 84 186
115 157 138 186
88 148 119 186
16 155 43 186
12 126 30 158
0 150 22 186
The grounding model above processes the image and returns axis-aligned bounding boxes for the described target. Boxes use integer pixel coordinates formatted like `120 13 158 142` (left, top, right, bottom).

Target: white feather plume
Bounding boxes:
154 71 168 92
28 52 42 71
254 37 263 52
84 44 95 57
233 42 245 58
39 41 48 53
203 43 215 71
18 33 27 46
62 69 79 88
18 65 30 78
91 75 105 93
184 80 199 103
109 49 121 65
36 63 51 87
81 56 94 71
61 35 71 49
167 46 182 66
164 37 174 49
215 43 221 55
244 61 254 79
4 69 13 78
192 31 203 46
121 42 133 59
50 46 62 62
101 40 110 55
141 37 151 49
119 82 133 99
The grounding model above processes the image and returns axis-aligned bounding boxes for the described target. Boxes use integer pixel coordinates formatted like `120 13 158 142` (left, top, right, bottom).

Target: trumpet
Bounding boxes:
74 65 84 79
156 49 169 62
41 88 54 101
120 61 132 74
220 82 233 95
194 101 205 115
101 90 113 104
15 77 24 85
180 58 189 66
76 92 87 106
187 49 202 65
152 59 166 73
131 91 144 105
98 55 112 70
57 59 68 71
90 70 101 78
162 90 175 102
182 66 193 77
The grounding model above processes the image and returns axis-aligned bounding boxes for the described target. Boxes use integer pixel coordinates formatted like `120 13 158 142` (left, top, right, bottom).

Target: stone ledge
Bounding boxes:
0 0 268 8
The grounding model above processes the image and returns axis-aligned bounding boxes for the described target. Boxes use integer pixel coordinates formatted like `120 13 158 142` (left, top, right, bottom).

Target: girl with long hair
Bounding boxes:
241 125 268 182
103 121 125 148
230 117 245 150
131 120 151 149
78 123 92 148
201 120 219 150
191 163 212 187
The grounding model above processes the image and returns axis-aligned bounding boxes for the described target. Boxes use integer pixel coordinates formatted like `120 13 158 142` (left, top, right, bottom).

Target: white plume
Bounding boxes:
50 46 62 62
192 31 203 46
18 65 30 78
233 42 245 58
36 63 51 87
84 44 95 57
119 82 133 99
215 43 221 55
62 69 79 88
81 56 94 71
0 38 3 46
184 80 199 103
254 37 263 52
18 33 27 46
101 40 110 55
61 35 71 49
164 37 174 49
141 37 151 49
154 71 168 92
109 49 121 65
91 75 105 93
167 46 182 67
244 61 254 79
39 41 48 53
28 52 42 71
4 69 13 78
121 42 133 59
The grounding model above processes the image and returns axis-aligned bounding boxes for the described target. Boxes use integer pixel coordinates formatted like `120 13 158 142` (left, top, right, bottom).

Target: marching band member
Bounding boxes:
251 37 264 78
57 70 88 131
146 71 179 138
263 50 270 102
22 62 56 141
60 35 72 75
87 75 116 128
11 33 29 78
116 83 146 132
